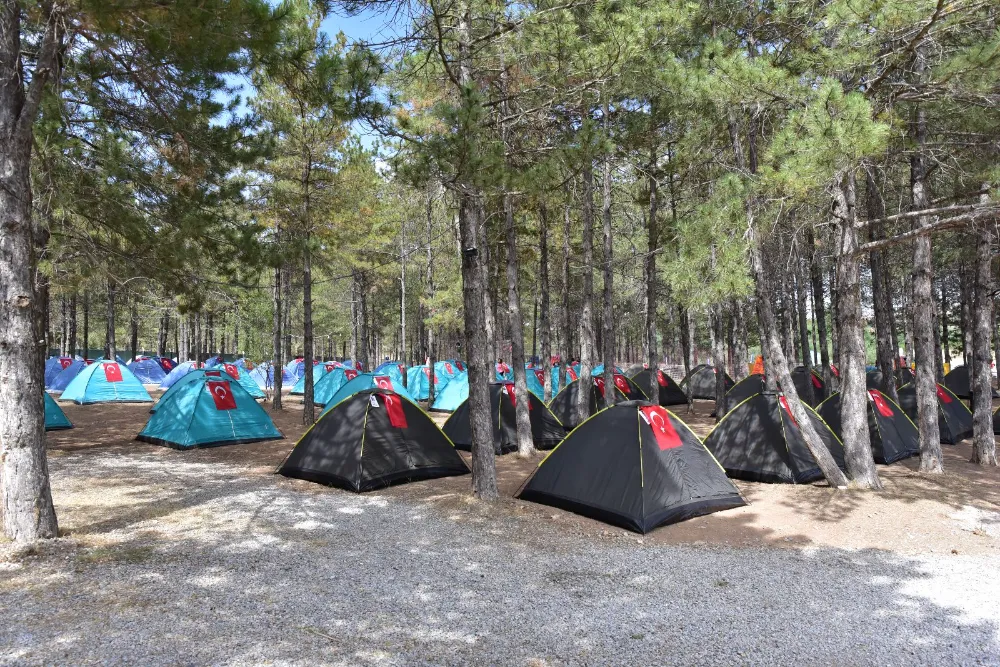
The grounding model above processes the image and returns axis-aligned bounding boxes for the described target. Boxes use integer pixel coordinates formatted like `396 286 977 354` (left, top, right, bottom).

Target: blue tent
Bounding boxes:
203 355 222 368
248 363 296 390
219 363 265 399
591 364 624 377
291 362 340 395
525 368 547 399
48 359 89 392
233 357 249 369
138 372 282 449
430 373 469 412
96 354 128 365
60 360 152 404
313 367 359 405
285 358 308 379
160 361 202 389
127 357 167 385
375 360 404 373
155 357 177 374
321 373 418 416
44 356 77 388
154 369 211 412
407 365 451 400
44 392 72 430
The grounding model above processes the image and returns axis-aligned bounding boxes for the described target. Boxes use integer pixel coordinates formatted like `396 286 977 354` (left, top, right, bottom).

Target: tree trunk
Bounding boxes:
68 291 77 357
129 296 139 360
866 168 899 403
970 189 996 466
829 266 840 372
600 105 616 410
795 254 816 406
350 272 359 364
233 300 240 358
679 307 695 409
357 272 369 371
941 281 951 366
577 163 597 423
272 265 283 409
502 195 535 457
645 158 659 404
539 203 553 402
910 49 943 473
559 201 572 392
960 267 973 366
807 228 832 389
932 279 945 382
82 291 89 358
302 234 315 425
105 278 117 360
479 214 497 362
833 171 880 489
711 247 727 419
59 294 67 355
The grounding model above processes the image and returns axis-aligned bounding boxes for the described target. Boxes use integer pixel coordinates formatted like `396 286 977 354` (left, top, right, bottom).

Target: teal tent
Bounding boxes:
430 373 469 412
219 363 266 399
406 365 450 400
550 365 579 392
321 373 418 416
137 371 282 449
291 362 337 395
525 368 547 399
60 361 152 405
314 367 361 405
44 392 72 430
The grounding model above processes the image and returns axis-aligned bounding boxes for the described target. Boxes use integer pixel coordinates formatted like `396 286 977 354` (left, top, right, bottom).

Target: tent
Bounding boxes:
817 389 920 464
896 367 914 386
993 406 1000 435
60 360 152 405
679 364 734 400
156 357 177 373
549 364 579 392
943 365 998 400
221 363 266 400
291 362 339 395
204 355 222 368
624 364 646 378
525 367 549 399
44 356 76 388
153 368 211 411
160 361 202 389
406 364 451 401
517 401 745 533
320 373 418 415
703 392 847 484
629 369 688 407
138 371 282 449
44 392 72 430
721 374 765 415
548 374 646 430
791 366 826 404
248 363 296 390
374 361 407 387
429 373 469 412
127 357 167 385
896 382 973 445
443 382 565 454
48 359 88 393
278 389 470 492
313 367 361 405
866 369 895 392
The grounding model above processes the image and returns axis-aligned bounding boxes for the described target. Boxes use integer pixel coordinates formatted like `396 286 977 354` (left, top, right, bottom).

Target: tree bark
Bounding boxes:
82 291 89 358
539 203 553 402
601 102 615 409
833 171 881 489
970 189 996 466
502 194 535 457
807 228 832 390
577 163 596 423
711 246 727 419
272 265 283 409
105 278 117 360
866 168 899 403
645 157 659 404
129 296 139 360
302 232 315 425
795 253 816 406
559 201 572 392
941 281 951 366
68 291 77 357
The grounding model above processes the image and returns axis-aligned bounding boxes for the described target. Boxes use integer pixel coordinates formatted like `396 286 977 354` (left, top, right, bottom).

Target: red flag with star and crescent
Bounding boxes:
383 393 408 428
613 374 630 396
779 396 799 427
639 406 682 450
534 369 545 384
567 368 578 381
103 363 123 383
593 376 606 398
207 380 237 410
657 370 668 387
868 390 894 417
935 385 953 403
374 375 393 391
345 369 359 381
59 357 72 370
224 363 240 379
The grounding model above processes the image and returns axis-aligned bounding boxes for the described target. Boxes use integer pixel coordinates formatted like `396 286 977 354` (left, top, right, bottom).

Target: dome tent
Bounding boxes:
374 361 407 387
60 360 152 405
44 392 72 430
703 392 846 484
127 357 167 385
48 358 89 393
45 356 77 388
442 382 565 454
406 364 451 400
313 367 360 405
817 389 920 464
791 366 826 404
278 389 469 492
247 363 296 390
548 374 646 430
679 364 734 400
943 365 998 400
138 370 282 449
624 364 646 378
517 401 745 533
629 369 688 407
220 363 266 399
896 382 973 445
160 361 202 389
721 374 766 416
291 362 338 395
429 373 469 412
320 373 418 415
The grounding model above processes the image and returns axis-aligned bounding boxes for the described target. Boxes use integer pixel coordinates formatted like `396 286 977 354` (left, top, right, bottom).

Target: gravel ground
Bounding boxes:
2 449 999 666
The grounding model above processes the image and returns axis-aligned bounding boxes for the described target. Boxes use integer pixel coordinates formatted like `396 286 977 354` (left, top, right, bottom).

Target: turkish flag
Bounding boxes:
640 406 682 450
502 383 516 407
103 363 123 383
868 390 894 417
162 359 174 370
224 363 240 379
325 364 334 372
59 357 72 369
613 374 630 396
779 396 799 427
455 361 465 371
811 374 822 389
593 376 606 398
831 364 840 378
398 364 405 375
936 385 953 403
534 369 545 384
345 369 358 380
383 393 408 428
567 368 578 381
208 380 237 410
445 362 454 374
205 370 222 378
374 375 394 390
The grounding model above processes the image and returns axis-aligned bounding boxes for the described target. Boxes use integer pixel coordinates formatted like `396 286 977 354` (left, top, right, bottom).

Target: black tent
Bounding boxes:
443 382 566 454
817 389 920 464
548 374 646 429
791 366 826 405
993 406 1000 435
679 364 735 400
722 373 765 415
866 369 893 392
703 392 847 484
896 382 973 445
517 401 745 533
895 367 914 386
277 389 469 492
943 365 998 400
630 369 688 407
624 364 646 378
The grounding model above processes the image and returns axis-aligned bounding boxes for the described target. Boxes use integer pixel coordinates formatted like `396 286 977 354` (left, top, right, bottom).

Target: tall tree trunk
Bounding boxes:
679 307 695 409
932 279 945 382
577 163 597 423
129 296 139 360
732 299 748 380
539 203 553 402
601 104 616 409
82 292 89 358
503 195 535 457
941 281 951 366
559 201 572 392
157 311 168 357
357 272 369 371
303 234 315 425
910 48 943 473
59 294 67 355
833 171 880 489
829 266 840 373
711 247 727 419
970 189 996 466
272 266 283 409
350 272 359 364
206 311 215 356
645 157 659 404
960 267 973 366
479 215 497 362
68 291 77 357
795 254 816 406
282 265 292 362
233 300 240 358
807 228 832 389
105 278 117 360
866 168 899 403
